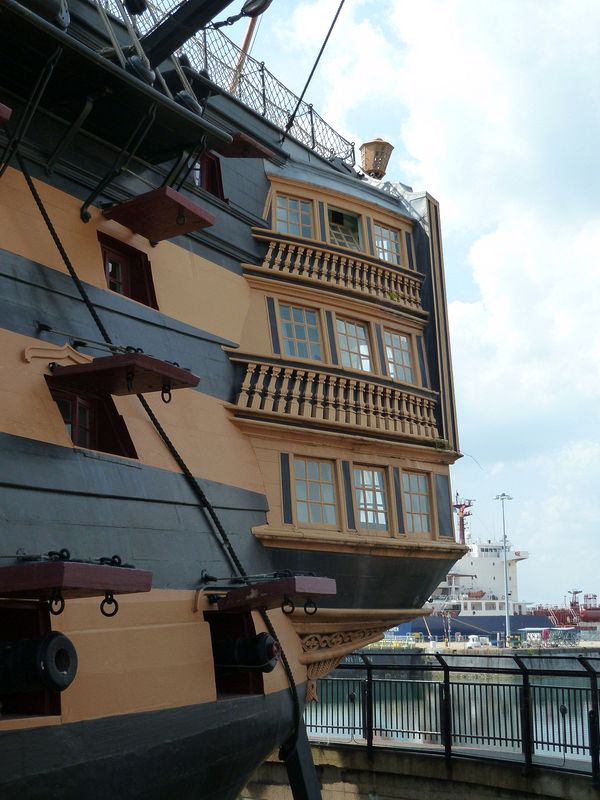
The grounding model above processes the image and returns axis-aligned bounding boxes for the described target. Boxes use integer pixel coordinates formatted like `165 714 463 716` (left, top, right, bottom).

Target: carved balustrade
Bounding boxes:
234 360 439 440
251 234 423 311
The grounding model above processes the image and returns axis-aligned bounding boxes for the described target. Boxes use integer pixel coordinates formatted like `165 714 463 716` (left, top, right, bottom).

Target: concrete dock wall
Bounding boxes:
241 744 596 800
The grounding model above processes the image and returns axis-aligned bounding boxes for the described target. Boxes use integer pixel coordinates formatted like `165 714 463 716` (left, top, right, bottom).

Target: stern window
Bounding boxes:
374 222 402 265
328 208 362 251
280 304 323 360
353 466 388 532
384 330 413 383
293 458 337 526
336 317 372 372
402 472 431 534
275 195 313 238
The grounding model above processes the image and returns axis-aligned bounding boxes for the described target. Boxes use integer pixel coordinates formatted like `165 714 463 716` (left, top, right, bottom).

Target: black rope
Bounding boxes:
16 152 112 344
281 0 346 143
15 153 301 757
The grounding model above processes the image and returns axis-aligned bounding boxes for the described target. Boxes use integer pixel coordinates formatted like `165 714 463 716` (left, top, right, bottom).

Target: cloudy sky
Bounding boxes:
225 0 600 604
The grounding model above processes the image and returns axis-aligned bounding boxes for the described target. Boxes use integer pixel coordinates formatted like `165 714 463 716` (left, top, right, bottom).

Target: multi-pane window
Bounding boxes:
275 195 313 238
402 472 431 533
353 467 388 532
374 223 402 265
384 331 413 382
336 318 371 371
55 393 94 448
48 385 138 459
294 458 337 526
99 235 158 309
328 208 362 250
105 252 128 296
280 304 322 360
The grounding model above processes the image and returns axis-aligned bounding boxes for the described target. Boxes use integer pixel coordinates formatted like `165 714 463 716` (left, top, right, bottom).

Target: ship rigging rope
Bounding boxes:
281 0 346 142
14 152 301 759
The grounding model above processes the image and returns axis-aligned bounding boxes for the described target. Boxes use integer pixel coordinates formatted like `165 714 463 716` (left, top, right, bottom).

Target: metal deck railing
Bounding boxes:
303 653 600 785
101 0 355 165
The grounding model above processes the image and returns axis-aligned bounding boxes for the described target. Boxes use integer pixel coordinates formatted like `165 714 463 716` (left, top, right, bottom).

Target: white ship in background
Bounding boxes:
397 498 554 642
396 497 599 644
429 537 530 618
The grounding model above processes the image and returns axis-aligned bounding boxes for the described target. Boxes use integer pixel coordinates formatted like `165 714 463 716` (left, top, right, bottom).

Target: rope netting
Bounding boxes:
101 0 355 164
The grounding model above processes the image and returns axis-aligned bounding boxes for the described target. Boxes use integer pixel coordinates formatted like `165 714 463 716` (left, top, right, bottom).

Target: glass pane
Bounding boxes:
320 462 333 481
324 506 337 525
295 482 307 500
308 482 321 501
297 341 309 358
307 461 319 480
309 504 323 523
297 502 309 523
280 305 291 320
322 484 334 503
294 459 306 478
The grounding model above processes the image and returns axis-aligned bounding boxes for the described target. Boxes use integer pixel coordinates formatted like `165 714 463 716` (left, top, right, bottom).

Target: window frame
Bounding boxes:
192 151 224 199
277 301 325 363
335 315 374 374
383 328 416 384
326 206 364 253
273 193 315 240
401 470 434 537
352 464 390 535
291 456 340 530
98 233 158 310
373 221 404 266
48 383 138 459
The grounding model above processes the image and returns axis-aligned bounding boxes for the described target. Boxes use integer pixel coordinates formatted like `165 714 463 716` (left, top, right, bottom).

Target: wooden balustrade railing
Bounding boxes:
234 360 439 440
252 234 423 311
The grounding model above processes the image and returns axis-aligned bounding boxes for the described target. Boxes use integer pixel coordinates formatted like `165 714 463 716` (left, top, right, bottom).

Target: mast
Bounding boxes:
452 494 474 545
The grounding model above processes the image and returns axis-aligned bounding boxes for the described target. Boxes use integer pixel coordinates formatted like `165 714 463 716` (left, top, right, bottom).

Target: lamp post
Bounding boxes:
495 493 513 647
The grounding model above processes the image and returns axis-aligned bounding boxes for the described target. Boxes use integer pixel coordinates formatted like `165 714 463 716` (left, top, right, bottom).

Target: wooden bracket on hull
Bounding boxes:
210 575 336 613
102 186 215 242
214 132 277 161
0 561 152 599
0 103 12 124
48 352 199 396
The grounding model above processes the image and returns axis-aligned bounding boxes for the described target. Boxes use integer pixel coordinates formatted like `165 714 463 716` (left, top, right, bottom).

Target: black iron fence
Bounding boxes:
303 653 600 785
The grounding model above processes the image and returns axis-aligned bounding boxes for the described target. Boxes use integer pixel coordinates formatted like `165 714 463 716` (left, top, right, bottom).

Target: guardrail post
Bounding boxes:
360 654 374 762
260 62 266 117
579 656 600 786
309 105 316 150
435 654 452 769
514 656 533 772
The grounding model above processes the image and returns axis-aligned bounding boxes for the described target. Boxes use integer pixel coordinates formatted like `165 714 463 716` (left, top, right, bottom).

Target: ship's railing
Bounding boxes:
232 358 439 441
101 0 355 165
304 653 600 783
250 233 423 312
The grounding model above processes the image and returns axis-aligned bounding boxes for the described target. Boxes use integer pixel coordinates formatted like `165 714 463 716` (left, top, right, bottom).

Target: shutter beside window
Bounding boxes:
266 297 281 355
393 467 405 534
280 453 293 524
435 474 454 538
375 325 387 377
341 461 356 529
